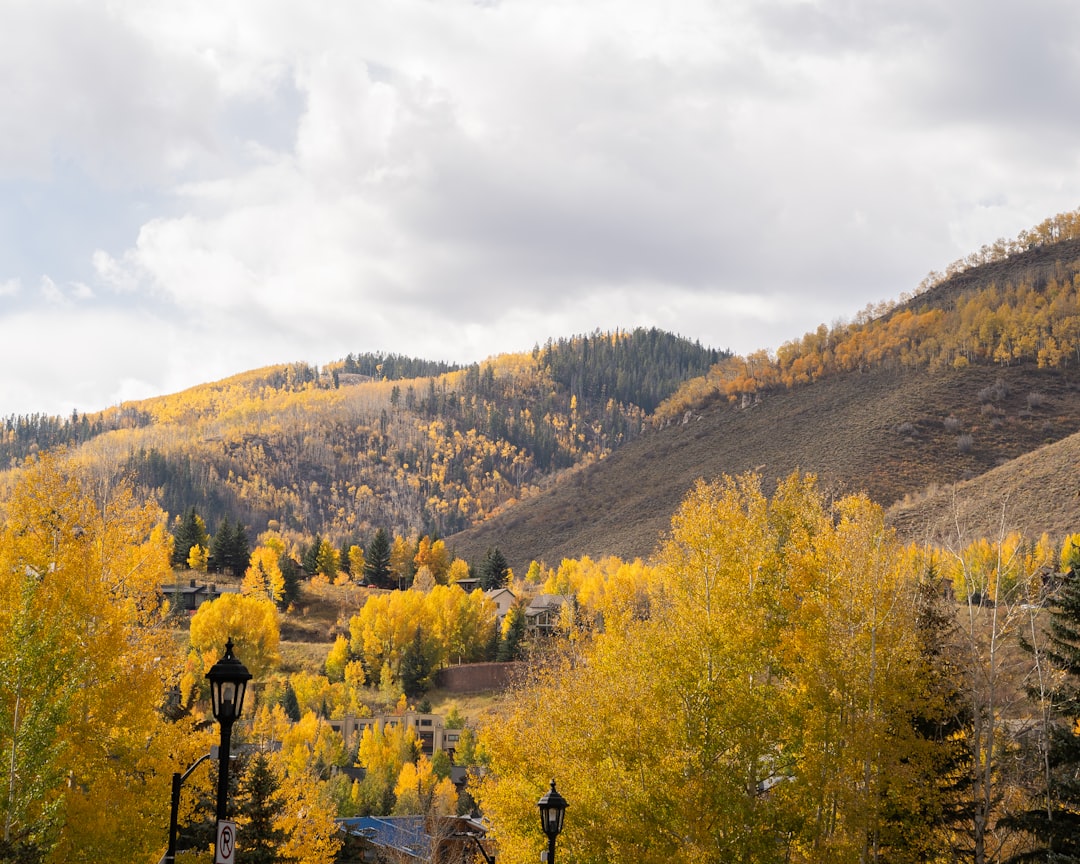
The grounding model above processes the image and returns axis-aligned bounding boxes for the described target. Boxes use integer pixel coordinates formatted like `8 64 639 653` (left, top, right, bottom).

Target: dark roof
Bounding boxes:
338 816 428 859
525 594 572 614
336 815 489 861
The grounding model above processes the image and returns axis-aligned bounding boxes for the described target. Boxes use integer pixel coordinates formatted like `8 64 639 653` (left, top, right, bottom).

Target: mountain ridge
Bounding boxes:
9 215 1080 573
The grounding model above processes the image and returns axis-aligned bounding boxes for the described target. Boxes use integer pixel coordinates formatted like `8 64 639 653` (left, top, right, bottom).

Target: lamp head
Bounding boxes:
537 779 568 840
205 638 252 723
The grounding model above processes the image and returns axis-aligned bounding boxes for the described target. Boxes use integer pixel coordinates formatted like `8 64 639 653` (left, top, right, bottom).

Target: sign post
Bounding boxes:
214 820 236 864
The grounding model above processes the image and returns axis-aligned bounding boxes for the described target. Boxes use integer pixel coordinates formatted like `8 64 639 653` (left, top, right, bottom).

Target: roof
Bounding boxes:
337 815 489 861
525 594 572 613
338 816 428 859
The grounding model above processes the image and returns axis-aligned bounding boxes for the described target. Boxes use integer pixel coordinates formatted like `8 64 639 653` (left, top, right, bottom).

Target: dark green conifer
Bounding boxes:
479 547 509 591
172 506 208 568
364 528 392 588
236 753 292 864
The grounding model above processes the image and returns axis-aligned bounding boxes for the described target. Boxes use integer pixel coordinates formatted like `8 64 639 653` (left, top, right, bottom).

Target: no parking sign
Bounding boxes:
215 820 236 864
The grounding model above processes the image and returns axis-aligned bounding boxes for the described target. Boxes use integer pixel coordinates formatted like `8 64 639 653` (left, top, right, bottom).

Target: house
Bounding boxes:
453 577 482 593
524 594 573 635
484 587 516 622
327 711 464 758
336 815 491 863
166 579 236 612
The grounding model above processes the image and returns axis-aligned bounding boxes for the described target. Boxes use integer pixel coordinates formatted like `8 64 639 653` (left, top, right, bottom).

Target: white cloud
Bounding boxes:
3 0 1080 416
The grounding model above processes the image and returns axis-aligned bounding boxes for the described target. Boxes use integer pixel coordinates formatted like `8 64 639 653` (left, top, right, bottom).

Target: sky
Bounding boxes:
3 0 1080 418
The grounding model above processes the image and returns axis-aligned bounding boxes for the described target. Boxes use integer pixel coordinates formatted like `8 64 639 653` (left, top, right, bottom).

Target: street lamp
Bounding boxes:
537 779 568 864
162 751 214 864
206 638 252 829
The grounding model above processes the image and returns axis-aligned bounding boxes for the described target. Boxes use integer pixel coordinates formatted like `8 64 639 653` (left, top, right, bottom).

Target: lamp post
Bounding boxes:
205 638 252 843
537 779 568 864
162 751 213 864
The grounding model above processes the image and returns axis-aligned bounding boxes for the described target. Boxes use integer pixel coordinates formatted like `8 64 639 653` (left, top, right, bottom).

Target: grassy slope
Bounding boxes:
886 427 1080 544
448 362 1080 573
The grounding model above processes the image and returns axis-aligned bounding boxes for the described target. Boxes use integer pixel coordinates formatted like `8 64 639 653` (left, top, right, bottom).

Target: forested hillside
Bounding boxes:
0 329 721 548
451 213 1080 571
658 211 1080 419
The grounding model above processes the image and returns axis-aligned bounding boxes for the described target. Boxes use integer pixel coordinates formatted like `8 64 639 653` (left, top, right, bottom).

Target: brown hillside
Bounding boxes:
886 428 1080 544
448 362 1080 573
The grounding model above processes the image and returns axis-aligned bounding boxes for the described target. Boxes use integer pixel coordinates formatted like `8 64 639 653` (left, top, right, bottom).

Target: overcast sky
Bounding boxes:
2 0 1079 417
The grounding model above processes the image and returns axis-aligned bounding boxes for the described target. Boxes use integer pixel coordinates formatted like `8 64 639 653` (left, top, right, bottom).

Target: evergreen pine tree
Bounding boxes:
302 536 321 577
208 516 232 574
172 506 208 568
400 627 431 698
497 605 526 662
364 528 392 588
879 572 974 862
229 522 252 577
281 681 301 723
236 753 292 864
279 554 301 606
479 547 510 591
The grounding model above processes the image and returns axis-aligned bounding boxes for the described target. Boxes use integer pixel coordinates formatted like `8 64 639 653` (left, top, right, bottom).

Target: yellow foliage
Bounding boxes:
392 755 458 816
480 473 929 864
0 452 186 863
242 543 286 602
189 592 281 682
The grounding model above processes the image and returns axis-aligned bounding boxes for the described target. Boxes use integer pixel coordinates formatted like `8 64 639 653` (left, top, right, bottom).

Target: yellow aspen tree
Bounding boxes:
187 542 209 572
189 592 281 683
0 452 184 864
325 635 351 683
389 533 417 589
412 565 436 592
242 543 286 603
446 557 471 585
415 536 452 584
392 755 458 816
479 473 931 864
347 544 366 580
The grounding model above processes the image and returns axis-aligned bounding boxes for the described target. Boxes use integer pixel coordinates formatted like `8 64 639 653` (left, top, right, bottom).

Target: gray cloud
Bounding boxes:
2 0 1080 417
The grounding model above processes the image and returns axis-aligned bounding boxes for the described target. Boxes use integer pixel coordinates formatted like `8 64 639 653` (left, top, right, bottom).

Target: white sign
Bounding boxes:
215 820 237 864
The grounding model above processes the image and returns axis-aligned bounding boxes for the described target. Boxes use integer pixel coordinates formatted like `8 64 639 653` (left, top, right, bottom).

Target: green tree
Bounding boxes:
279 554 301 606
229 521 252 576
364 529 392 588
302 535 321 577
496 604 525 662
236 753 291 864
876 562 974 864
479 547 509 591
281 681 301 723
399 627 435 698
172 506 209 568
431 749 452 782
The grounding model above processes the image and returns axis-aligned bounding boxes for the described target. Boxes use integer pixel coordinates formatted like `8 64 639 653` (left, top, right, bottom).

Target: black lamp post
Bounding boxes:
162 752 213 864
205 638 252 829
537 779 568 864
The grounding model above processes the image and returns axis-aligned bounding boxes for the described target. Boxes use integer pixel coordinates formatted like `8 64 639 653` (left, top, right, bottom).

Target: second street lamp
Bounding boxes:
206 638 252 831
537 779 568 864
